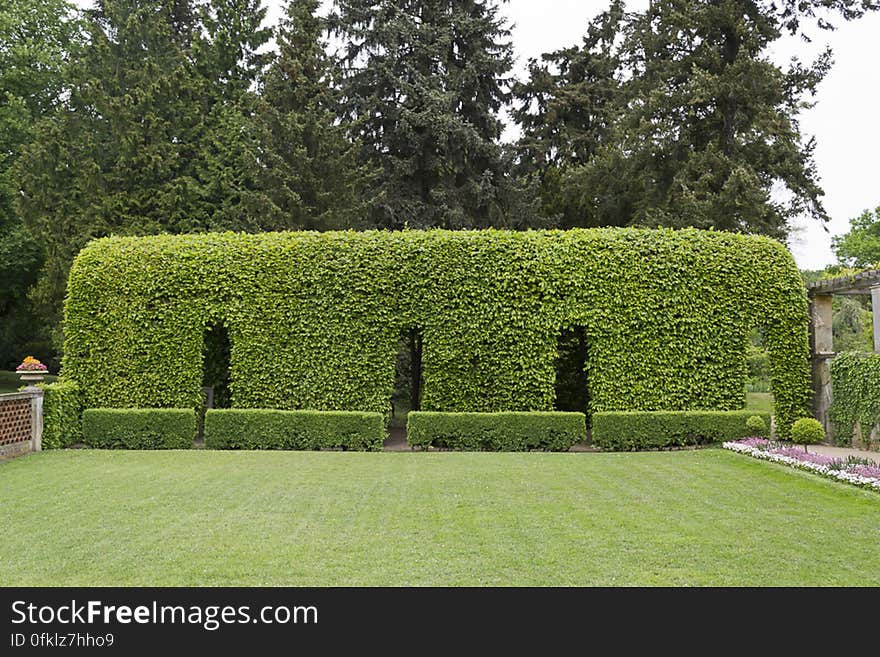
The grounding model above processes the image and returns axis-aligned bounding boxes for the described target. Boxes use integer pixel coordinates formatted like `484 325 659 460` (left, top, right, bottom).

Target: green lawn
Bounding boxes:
745 391 774 414
1 448 878 586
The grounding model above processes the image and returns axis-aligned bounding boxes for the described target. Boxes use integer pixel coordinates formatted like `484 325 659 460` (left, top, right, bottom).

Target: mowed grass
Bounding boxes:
1 449 878 586
745 391 774 414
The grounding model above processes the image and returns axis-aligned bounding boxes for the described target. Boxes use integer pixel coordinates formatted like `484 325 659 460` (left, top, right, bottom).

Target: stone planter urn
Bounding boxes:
16 356 48 386
17 370 46 384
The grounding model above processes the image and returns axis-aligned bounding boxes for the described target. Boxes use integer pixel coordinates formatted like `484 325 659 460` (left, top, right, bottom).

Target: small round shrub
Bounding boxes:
791 418 825 449
745 415 767 437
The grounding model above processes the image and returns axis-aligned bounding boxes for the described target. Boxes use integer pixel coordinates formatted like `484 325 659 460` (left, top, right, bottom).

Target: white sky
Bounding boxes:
73 0 880 269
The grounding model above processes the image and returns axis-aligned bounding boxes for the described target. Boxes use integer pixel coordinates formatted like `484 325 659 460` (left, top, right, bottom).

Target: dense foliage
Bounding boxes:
331 0 538 229
82 408 196 449
829 351 880 447
832 206 880 267
406 411 585 451
63 228 811 435
5 0 877 371
592 410 772 451
512 0 871 238
39 380 83 449
790 417 826 447
204 409 385 450
0 0 79 367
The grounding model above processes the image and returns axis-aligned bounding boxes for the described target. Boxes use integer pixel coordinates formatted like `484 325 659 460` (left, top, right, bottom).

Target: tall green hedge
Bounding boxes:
829 351 880 447
39 380 83 449
63 229 810 436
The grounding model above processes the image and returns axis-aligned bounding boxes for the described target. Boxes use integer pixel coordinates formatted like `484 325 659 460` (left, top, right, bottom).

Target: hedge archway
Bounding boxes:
63 228 811 437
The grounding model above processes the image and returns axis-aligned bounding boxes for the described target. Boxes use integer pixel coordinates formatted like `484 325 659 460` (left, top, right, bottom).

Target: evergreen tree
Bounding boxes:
18 0 202 338
332 0 536 229
515 0 877 238
511 1 625 228
193 0 278 230
0 0 79 367
259 0 375 229
16 0 280 344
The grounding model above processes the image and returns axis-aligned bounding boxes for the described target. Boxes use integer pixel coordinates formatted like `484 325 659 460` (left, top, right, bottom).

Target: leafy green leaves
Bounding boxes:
63 228 811 437
82 408 196 449
593 410 774 451
829 351 880 446
407 411 585 451
204 409 385 450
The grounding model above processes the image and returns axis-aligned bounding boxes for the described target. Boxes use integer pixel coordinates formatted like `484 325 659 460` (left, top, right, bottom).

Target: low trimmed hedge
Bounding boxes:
82 408 196 449
591 410 772 451
204 409 385 451
39 381 83 449
406 412 586 451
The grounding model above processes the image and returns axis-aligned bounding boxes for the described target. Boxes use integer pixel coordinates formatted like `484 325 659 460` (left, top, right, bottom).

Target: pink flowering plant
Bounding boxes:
724 437 880 493
15 356 48 372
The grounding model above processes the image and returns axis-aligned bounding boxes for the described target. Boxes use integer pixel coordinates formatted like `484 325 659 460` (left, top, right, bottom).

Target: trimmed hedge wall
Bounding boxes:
39 381 83 449
204 409 385 450
82 408 196 449
592 410 773 451
63 229 810 438
407 411 586 451
829 351 880 447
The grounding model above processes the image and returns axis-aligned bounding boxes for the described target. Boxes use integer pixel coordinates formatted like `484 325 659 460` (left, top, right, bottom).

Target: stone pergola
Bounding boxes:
807 269 880 434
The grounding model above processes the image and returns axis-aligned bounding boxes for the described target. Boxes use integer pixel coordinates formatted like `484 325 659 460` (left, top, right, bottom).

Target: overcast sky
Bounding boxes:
74 0 880 269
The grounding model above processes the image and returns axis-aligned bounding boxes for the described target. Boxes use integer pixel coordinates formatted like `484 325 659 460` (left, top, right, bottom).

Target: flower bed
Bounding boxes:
723 439 880 493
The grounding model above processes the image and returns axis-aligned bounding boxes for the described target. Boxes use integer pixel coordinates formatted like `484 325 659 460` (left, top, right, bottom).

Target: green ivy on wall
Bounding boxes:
62 228 811 437
829 351 880 447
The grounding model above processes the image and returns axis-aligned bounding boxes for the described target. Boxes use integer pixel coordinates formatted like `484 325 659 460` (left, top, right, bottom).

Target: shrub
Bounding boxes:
406 412 586 451
204 409 385 451
745 414 768 437
39 381 83 449
592 411 772 451
63 229 810 438
790 418 825 448
82 408 196 449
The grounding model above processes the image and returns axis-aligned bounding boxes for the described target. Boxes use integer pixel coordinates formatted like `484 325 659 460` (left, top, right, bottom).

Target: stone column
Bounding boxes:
809 294 834 437
26 386 44 452
872 286 880 353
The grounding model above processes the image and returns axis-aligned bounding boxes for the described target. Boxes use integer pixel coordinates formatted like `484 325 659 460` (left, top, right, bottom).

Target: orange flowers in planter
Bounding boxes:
16 356 48 372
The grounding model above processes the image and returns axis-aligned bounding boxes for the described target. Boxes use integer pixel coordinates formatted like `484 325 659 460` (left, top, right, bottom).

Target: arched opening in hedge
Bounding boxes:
202 321 232 410
554 326 589 416
393 328 424 418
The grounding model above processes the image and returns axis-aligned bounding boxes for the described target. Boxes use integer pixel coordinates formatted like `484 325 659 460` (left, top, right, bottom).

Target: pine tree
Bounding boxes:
192 0 278 230
0 0 79 365
601 0 832 238
514 0 878 238
511 1 625 228
332 0 534 229
16 0 279 340
259 0 375 230
18 0 202 303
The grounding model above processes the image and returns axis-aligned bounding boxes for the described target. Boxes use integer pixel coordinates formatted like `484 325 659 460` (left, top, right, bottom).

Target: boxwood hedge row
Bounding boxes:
82 408 196 449
407 411 586 451
592 410 773 451
63 228 810 436
205 409 385 451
